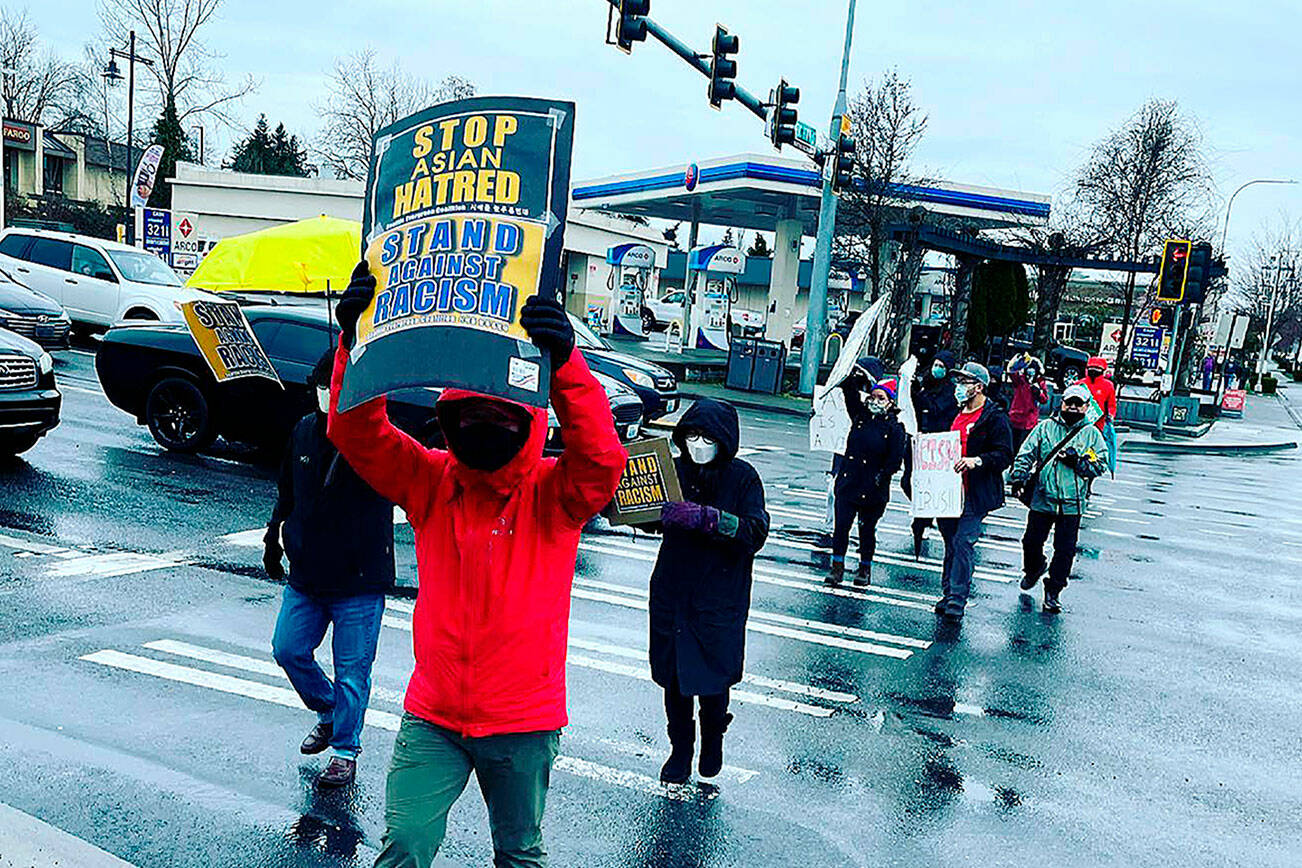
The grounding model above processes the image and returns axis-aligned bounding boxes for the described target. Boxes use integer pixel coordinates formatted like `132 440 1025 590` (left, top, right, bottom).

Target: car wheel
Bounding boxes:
1063 364 1083 385
641 310 656 333
125 308 159 321
146 376 216 453
0 434 40 457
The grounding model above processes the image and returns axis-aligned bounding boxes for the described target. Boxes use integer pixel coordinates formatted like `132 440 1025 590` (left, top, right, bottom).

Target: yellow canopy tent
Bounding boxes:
186 215 361 294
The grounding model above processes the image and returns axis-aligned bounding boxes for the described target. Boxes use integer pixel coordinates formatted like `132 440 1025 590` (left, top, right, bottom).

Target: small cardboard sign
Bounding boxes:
910 431 963 518
180 300 281 385
606 438 683 526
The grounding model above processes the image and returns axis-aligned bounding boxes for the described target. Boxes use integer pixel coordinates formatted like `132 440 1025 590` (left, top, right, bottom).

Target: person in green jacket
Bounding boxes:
1008 384 1108 613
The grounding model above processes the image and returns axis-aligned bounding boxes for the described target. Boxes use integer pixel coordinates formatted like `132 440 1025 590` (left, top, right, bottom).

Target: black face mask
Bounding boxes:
1061 409 1086 426
445 422 529 472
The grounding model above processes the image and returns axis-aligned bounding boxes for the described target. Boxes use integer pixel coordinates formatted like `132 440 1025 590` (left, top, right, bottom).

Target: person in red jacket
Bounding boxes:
328 263 627 868
1007 354 1048 453
1077 356 1118 475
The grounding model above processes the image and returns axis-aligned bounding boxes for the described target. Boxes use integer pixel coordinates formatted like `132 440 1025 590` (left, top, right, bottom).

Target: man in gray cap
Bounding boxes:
935 362 1013 623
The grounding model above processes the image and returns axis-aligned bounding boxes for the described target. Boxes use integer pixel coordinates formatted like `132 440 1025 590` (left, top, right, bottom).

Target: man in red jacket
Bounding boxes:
1077 356 1118 474
328 263 626 868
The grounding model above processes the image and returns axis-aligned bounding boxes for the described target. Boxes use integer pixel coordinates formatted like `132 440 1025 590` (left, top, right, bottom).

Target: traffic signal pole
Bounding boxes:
798 0 857 397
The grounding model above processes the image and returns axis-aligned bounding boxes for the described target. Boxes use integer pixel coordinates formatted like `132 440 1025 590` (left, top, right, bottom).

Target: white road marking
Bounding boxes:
570 734 759 784
143 639 406 705
83 647 721 801
572 576 929 650
60 384 109 398
220 529 265 547
44 551 185 578
0 533 70 556
380 616 837 717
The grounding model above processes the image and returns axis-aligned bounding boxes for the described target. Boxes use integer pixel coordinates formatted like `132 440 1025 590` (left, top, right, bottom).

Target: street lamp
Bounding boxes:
102 31 154 244
1258 254 1295 379
1220 178 1298 256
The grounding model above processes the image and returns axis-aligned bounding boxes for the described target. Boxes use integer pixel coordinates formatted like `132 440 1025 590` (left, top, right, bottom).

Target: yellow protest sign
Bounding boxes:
180 299 281 385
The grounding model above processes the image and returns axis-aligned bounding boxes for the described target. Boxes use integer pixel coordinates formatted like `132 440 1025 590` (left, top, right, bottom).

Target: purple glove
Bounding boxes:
661 501 719 534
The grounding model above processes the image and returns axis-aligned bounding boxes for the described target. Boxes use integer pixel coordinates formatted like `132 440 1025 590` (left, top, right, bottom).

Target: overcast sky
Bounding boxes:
29 0 1302 262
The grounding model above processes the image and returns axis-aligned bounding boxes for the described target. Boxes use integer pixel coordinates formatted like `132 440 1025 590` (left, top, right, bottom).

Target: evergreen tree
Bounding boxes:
270 122 311 177
145 97 195 210
225 116 311 177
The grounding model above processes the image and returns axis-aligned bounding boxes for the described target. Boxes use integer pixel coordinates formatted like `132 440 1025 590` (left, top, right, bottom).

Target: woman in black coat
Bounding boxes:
828 373 907 587
648 398 770 784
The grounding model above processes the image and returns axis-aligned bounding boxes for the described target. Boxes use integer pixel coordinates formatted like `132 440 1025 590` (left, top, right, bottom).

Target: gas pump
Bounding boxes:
606 243 656 338
686 244 746 351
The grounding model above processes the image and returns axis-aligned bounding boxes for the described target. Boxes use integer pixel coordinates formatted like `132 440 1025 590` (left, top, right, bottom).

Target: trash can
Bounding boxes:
726 338 757 390
750 339 787 395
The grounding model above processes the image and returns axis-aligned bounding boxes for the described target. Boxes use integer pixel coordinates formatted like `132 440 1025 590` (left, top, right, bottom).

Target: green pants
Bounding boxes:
374 713 560 868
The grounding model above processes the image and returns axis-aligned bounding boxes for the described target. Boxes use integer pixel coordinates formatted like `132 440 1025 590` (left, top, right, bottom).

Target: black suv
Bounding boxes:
0 327 61 456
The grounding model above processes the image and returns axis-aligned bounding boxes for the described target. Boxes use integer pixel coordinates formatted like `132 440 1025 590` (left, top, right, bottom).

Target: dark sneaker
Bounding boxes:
941 600 965 622
698 713 733 779
825 563 845 586
1043 592 1063 614
300 722 332 755
912 527 926 560
852 563 871 588
1019 572 1041 591
317 756 356 789
933 596 949 615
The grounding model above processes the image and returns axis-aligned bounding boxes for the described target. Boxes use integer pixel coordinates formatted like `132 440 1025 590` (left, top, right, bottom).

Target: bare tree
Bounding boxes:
99 0 257 127
1235 217 1302 352
315 50 475 181
0 8 80 125
834 69 928 303
1070 99 1215 364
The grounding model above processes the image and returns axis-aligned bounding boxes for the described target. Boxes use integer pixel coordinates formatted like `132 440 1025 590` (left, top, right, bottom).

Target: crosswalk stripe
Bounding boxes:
572 576 929 650
378 616 838 717
765 504 1024 554
45 551 185 578
83 647 728 802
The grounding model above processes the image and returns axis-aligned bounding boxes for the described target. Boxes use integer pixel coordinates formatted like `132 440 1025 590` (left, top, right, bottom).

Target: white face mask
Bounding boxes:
316 387 330 414
954 383 971 405
684 434 719 465
868 399 888 415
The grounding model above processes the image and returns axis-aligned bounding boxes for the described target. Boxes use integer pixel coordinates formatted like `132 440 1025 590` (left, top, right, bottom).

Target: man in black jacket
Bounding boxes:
265 351 395 789
935 362 1013 623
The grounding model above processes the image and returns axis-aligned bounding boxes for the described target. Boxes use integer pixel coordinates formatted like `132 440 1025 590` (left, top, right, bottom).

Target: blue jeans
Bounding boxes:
936 505 986 615
271 585 385 758
1102 420 1117 475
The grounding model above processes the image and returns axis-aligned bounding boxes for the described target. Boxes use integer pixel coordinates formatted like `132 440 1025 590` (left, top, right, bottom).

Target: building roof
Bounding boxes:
81 135 132 172
41 132 77 160
572 153 1051 235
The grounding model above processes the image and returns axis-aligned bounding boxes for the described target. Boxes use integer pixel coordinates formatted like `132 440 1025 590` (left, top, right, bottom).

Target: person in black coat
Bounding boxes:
828 374 907 588
906 349 960 557
265 351 395 788
648 399 770 784
935 362 1013 623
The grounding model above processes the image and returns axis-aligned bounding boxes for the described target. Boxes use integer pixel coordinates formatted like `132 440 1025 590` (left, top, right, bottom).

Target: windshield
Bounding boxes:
107 250 183 286
568 313 610 350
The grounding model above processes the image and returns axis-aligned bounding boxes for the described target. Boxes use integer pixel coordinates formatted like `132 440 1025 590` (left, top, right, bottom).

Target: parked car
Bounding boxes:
96 304 644 456
568 313 679 421
0 327 60 456
0 227 217 331
0 267 70 349
642 290 687 332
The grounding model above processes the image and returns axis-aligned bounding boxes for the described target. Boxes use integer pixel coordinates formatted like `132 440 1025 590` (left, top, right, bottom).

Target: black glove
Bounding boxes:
335 260 376 348
1058 447 1083 473
520 294 574 362
263 533 285 581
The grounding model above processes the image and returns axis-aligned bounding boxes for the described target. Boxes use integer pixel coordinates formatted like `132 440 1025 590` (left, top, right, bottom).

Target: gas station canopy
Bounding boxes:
572 153 1051 235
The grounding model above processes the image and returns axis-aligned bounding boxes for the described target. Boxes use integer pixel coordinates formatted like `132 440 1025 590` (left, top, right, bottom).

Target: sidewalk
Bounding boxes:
0 802 137 867
1120 382 1301 455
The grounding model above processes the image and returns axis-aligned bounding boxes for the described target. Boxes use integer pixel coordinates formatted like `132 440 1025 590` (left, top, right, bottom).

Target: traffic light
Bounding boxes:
708 25 739 108
830 133 855 193
769 80 799 148
613 0 650 53
1148 306 1174 329
1182 241 1213 305
1156 239 1192 303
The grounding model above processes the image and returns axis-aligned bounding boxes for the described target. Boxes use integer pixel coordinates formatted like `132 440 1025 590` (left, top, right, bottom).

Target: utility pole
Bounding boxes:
798 0 856 397
1258 254 1293 379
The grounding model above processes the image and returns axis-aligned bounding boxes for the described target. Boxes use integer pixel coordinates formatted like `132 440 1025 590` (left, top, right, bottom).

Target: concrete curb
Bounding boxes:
1121 439 1298 455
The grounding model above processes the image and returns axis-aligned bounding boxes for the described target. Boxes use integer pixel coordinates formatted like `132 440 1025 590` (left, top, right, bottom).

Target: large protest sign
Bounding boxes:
606 438 683 526
337 96 575 412
910 431 963 518
809 295 889 453
180 300 280 384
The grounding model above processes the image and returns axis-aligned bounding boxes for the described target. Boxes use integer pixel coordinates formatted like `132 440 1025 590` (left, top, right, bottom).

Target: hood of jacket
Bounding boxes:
1086 356 1109 375
435 388 548 493
673 398 740 464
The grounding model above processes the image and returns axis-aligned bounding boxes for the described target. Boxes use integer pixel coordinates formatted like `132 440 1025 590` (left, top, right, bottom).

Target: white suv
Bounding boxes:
0 228 217 330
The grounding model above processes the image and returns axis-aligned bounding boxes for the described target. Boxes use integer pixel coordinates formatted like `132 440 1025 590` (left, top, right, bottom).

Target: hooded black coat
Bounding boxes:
835 381 907 506
267 411 395 597
649 400 770 697
913 349 960 434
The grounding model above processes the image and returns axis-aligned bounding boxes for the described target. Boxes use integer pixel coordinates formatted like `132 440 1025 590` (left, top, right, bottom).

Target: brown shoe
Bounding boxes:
300 722 332 755
317 756 356 789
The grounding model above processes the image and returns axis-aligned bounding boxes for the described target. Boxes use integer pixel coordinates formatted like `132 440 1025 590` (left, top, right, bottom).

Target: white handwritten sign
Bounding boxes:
911 431 963 518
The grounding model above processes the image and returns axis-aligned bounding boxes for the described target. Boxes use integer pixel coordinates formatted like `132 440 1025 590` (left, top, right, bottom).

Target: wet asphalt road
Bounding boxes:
1 348 1300 867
